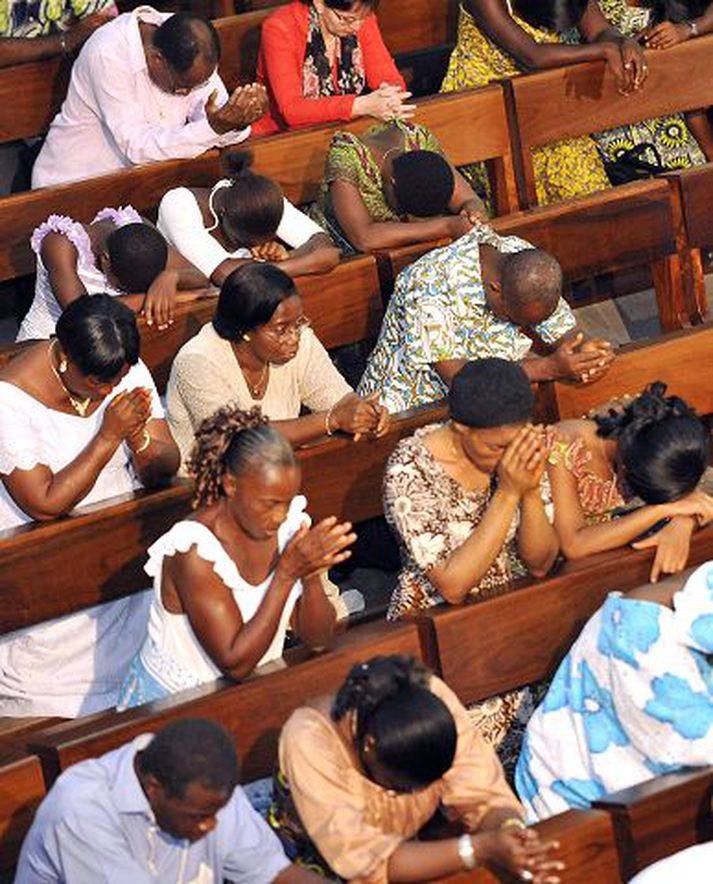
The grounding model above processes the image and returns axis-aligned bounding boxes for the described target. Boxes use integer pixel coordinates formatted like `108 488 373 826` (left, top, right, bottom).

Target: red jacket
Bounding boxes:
252 1 405 136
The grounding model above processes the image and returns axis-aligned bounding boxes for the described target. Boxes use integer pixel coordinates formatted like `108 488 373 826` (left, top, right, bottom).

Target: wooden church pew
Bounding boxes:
0 753 46 875
594 766 713 880
0 401 447 635
27 617 425 786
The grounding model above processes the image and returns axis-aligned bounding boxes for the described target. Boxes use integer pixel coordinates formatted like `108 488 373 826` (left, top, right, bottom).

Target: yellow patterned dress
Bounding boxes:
441 3 611 206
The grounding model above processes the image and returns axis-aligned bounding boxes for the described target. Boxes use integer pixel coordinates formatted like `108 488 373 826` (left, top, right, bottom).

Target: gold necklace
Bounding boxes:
245 361 269 399
47 341 92 417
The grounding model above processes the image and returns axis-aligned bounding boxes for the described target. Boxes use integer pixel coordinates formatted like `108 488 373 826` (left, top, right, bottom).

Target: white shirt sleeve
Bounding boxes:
157 188 246 280
275 198 324 248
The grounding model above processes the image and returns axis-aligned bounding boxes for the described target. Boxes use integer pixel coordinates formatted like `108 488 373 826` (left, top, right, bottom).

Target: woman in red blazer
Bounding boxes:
253 0 414 135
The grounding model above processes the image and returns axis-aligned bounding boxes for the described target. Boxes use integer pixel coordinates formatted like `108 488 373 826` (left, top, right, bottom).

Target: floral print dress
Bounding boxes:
440 2 610 206
384 423 547 777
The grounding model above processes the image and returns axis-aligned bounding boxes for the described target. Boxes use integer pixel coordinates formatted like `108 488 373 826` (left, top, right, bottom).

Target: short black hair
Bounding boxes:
212 263 297 340
220 152 284 246
106 223 168 294
596 382 709 504
138 718 239 800
449 358 534 428
332 656 457 788
500 248 563 321
391 151 455 218
153 13 220 75
55 294 140 382
513 0 588 31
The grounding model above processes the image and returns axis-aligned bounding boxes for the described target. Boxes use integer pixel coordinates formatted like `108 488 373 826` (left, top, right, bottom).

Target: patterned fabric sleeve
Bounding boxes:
383 439 451 573
323 131 370 187
401 274 462 367
533 296 576 345
410 122 444 155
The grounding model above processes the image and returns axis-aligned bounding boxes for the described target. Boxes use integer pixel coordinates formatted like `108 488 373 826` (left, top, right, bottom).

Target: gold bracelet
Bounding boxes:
131 430 151 454
500 817 527 831
325 406 336 437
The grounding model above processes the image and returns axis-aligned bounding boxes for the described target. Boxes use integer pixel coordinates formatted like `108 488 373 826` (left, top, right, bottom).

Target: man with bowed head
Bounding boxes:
358 226 614 413
32 9 268 188
16 718 324 883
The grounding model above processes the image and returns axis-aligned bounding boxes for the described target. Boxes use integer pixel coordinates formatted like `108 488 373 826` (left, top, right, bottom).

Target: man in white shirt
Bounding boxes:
16 718 320 883
32 7 267 188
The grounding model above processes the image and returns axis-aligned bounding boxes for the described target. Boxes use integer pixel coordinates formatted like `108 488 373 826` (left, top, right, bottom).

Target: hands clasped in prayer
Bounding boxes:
206 82 269 135
551 332 614 384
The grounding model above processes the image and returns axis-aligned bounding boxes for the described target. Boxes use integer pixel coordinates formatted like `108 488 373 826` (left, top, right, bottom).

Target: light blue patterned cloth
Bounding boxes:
357 225 575 413
515 562 713 821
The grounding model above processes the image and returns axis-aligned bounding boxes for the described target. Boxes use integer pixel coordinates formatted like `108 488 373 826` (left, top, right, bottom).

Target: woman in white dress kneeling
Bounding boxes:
118 405 352 709
0 295 180 717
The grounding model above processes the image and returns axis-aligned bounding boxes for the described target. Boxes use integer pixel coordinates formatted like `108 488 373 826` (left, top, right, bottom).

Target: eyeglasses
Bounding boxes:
263 316 311 342
328 6 369 27
162 56 210 96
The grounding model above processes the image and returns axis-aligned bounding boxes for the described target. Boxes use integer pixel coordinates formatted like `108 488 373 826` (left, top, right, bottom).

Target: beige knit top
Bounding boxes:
166 323 352 467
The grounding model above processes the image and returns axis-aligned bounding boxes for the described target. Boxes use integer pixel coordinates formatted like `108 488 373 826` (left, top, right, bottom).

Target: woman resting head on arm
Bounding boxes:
548 382 713 580
318 120 487 253
157 152 340 288
117 405 354 709
271 654 563 883
167 262 389 466
384 358 558 621
253 0 414 135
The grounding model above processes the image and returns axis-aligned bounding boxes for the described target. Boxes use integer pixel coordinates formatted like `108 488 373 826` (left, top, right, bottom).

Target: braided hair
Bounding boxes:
596 382 708 504
187 404 296 509
332 656 457 788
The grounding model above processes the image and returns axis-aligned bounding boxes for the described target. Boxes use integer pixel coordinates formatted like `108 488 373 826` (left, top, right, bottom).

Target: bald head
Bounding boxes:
153 13 220 75
499 248 563 327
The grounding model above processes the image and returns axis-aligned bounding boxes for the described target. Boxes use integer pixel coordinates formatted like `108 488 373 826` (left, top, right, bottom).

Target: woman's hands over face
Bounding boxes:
278 517 357 580
497 425 547 498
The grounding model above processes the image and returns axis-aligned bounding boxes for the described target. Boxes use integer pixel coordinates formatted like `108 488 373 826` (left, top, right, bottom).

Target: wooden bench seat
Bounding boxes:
0 401 446 635
594 766 713 880
0 753 45 874
417 523 713 706
27 617 425 786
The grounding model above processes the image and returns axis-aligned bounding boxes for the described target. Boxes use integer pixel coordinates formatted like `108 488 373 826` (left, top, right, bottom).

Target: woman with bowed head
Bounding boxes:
548 382 713 582
252 0 414 136
0 294 180 716
440 0 648 204
312 120 487 254
157 152 340 288
167 263 389 468
270 654 564 882
384 358 558 622
118 406 353 708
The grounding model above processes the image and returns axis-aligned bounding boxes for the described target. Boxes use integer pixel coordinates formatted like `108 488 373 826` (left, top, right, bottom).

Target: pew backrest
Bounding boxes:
0 754 46 873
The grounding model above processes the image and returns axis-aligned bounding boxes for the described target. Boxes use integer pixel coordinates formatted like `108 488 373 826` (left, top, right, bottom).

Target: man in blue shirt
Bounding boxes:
16 718 319 884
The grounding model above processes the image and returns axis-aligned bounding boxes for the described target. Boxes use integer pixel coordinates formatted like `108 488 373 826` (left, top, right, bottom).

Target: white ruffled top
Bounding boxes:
0 359 163 532
17 206 141 341
141 496 309 689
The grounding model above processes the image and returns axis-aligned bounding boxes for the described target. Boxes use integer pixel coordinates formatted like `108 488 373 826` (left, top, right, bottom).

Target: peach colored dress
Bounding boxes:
275 675 521 883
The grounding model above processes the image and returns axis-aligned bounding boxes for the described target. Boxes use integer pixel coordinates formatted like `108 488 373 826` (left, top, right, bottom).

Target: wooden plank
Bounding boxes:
551 323 713 419
420 523 713 705
0 57 71 143
0 754 45 872
28 618 425 785
0 402 445 634
594 767 713 880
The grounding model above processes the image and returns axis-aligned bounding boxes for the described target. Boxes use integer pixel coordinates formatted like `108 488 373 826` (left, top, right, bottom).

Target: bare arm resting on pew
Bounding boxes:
465 0 645 92
164 518 350 680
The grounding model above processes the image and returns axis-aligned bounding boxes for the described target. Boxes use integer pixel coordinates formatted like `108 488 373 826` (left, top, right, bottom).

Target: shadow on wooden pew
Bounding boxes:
594 767 713 881
0 752 45 875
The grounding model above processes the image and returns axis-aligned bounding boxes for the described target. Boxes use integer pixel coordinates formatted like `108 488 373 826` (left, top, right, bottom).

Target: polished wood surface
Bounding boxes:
0 754 46 871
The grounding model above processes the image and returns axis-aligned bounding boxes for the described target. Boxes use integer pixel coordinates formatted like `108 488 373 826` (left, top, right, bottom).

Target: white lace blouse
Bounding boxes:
0 359 163 532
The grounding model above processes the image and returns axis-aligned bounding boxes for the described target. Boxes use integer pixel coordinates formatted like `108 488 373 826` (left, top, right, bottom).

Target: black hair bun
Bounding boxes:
596 381 697 441
222 150 254 181
332 656 429 724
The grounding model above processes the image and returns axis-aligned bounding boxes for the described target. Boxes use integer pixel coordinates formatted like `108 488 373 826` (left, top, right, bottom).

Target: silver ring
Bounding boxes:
520 872 534 883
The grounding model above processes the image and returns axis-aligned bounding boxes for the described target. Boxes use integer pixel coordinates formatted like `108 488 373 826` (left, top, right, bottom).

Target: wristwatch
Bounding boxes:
457 834 477 871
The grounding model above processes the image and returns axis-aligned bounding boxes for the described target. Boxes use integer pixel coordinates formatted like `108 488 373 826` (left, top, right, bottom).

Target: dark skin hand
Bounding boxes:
0 342 178 520
466 0 647 93
160 464 353 680
0 10 112 68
